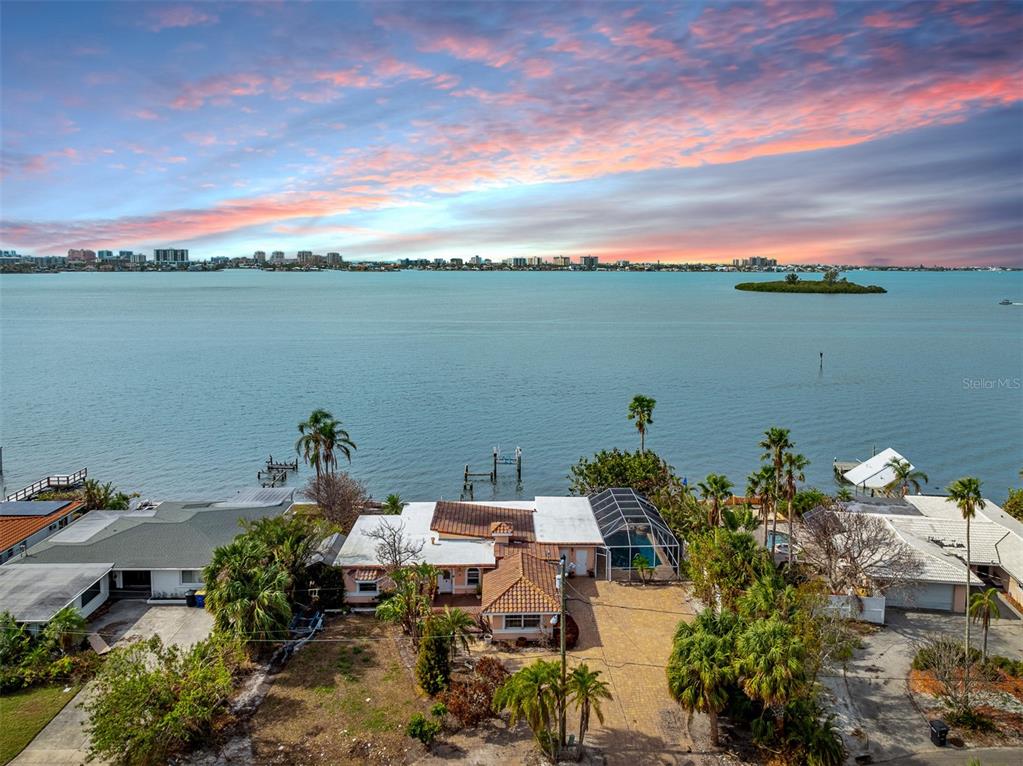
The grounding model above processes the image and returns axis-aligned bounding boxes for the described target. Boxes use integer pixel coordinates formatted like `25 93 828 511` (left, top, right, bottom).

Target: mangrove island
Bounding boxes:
736 269 887 294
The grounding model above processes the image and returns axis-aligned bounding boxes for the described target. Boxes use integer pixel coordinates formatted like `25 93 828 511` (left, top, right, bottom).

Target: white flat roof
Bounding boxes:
842 448 909 490
533 496 604 544
336 505 497 568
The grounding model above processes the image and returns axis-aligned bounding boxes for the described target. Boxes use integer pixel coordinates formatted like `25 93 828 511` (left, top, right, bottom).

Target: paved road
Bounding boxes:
876 746 1023 765
11 601 212 766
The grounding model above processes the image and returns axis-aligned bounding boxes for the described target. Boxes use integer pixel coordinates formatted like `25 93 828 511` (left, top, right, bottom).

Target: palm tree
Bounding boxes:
947 475 985 710
382 493 404 515
697 473 733 527
493 659 563 759
969 588 1000 661
296 409 356 477
567 664 612 749
435 606 476 661
735 617 806 734
203 537 293 647
782 453 809 565
884 458 928 497
627 395 656 453
668 613 735 746
376 568 431 642
43 605 87 654
759 427 793 487
748 465 776 547
835 486 853 502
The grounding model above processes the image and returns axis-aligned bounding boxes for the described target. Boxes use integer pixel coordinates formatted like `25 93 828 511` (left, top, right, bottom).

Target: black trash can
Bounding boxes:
185 590 197 608
929 719 949 747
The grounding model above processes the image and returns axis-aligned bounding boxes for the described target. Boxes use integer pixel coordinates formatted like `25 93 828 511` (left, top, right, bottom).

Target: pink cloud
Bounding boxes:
170 73 266 109
863 11 920 30
145 5 219 33
132 108 162 121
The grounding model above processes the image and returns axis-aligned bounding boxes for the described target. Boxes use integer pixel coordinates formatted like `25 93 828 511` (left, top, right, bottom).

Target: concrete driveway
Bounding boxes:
823 607 1023 764
11 601 213 766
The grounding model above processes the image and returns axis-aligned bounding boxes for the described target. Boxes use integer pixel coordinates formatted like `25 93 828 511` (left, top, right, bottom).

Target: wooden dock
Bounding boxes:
4 468 88 502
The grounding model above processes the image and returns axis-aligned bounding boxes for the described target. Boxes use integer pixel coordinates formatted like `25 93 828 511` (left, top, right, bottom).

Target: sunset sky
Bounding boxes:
1 1 1021 265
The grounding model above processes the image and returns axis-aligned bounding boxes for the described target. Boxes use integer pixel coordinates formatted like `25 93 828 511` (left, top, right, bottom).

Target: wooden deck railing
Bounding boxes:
4 468 88 502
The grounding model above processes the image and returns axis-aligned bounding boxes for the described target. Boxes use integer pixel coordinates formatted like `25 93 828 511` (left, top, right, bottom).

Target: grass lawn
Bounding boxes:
251 615 430 765
0 684 81 765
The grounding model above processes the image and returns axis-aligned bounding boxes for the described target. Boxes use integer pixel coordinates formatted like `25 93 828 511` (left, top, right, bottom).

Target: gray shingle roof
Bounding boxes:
17 490 293 569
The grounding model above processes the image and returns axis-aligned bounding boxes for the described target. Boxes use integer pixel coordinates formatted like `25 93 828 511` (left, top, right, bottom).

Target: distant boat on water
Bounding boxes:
999 298 1014 305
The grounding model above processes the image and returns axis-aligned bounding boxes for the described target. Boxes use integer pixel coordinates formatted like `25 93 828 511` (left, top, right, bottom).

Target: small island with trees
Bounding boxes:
735 269 886 294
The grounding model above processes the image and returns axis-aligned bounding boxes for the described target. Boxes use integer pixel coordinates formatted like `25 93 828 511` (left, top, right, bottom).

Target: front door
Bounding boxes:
575 548 589 574
437 570 453 594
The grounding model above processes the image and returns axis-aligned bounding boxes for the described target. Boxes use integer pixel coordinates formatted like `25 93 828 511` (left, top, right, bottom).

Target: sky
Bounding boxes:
1 0 1021 265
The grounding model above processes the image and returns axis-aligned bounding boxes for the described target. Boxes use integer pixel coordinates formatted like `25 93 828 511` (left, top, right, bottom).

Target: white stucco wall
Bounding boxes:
78 574 109 619
150 569 204 597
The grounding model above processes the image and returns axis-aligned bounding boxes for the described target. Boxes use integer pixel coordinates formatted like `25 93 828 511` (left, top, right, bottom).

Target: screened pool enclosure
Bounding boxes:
589 488 682 580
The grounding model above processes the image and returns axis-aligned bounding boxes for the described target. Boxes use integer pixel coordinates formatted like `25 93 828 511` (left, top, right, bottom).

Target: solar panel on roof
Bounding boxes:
0 500 71 517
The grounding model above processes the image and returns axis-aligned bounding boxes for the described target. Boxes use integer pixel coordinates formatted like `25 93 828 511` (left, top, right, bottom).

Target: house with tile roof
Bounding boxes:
335 496 605 640
0 500 82 564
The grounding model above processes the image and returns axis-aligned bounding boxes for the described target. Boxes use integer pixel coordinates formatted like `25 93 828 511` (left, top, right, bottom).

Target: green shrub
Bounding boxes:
946 707 996 731
406 713 441 745
985 655 1023 678
430 701 448 718
84 634 244 765
415 620 451 695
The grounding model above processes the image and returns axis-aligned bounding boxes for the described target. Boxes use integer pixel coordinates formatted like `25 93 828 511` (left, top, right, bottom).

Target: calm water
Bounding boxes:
1 270 1021 503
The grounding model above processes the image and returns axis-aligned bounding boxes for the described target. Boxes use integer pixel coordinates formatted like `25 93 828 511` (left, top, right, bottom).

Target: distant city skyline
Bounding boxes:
1 1 1021 266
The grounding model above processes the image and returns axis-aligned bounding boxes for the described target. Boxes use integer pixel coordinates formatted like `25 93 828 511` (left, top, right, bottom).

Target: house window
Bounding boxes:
357 581 378 593
466 568 480 586
504 614 542 630
180 570 204 584
80 578 103 608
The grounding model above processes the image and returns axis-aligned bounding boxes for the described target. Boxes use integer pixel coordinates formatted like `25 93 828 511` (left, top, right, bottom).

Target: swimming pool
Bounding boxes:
766 531 790 551
607 530 658 568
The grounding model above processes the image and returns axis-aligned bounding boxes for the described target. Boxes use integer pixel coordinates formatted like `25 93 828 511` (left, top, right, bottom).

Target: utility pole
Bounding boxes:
558 554 567 756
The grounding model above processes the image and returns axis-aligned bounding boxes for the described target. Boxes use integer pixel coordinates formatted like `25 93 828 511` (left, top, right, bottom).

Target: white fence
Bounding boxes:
827 594 886 624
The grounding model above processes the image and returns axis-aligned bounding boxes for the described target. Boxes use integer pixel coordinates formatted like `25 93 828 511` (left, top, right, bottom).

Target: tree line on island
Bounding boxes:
735 268 887 293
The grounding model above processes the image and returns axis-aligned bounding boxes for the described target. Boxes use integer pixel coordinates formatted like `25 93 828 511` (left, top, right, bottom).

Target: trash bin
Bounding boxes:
929 719 948 747
185 590 197 608
195 589 206 609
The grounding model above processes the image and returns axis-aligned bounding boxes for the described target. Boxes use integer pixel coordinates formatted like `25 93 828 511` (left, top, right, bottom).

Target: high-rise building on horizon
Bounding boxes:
270 251 285 264
552 255 571 267
153 248 188 265
67 249 96 262
581 255 598 269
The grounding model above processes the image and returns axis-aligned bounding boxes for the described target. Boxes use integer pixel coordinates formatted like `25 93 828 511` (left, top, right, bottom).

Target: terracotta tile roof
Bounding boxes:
495 540 559 561
490 521 514 534
432 501 534 541
352 568 382 581
481 551 560 615
0 501 80 552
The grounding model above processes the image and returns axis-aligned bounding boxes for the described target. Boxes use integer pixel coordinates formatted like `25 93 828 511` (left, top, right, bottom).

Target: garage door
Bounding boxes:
887 583 954 611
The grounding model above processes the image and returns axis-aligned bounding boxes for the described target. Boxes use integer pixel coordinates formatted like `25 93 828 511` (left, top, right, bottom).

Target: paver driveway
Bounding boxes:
492 577 706 765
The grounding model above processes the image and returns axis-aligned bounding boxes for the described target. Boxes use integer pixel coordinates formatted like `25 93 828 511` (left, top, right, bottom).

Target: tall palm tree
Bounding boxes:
567 663 612 749
884 458 928 497
969 588 1000 661
697 474 733 527
627 395 656 453
759 427 793 487
668 612 736 746
782 453 809 565
947 475 985 709
493 659 563 759
382 493 404 515
296 409 356 477
748 465 776 547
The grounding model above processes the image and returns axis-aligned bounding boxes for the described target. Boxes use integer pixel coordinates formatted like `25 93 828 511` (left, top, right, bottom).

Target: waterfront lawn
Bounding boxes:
251 615 430 765
0 684 80 765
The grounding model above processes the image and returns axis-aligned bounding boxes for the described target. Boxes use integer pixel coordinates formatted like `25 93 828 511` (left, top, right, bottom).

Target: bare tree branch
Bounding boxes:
800 510 923 595
303 472 367 533
365 519 425 571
